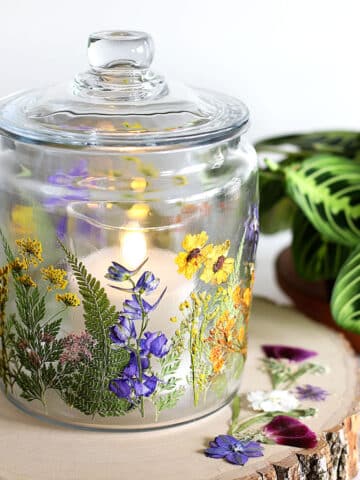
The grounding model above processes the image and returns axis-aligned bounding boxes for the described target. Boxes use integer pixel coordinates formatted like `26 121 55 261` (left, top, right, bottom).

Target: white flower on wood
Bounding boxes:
247 390 299 412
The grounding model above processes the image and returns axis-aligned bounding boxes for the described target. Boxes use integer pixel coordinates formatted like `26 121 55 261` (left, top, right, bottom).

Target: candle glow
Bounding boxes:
120 221 147 270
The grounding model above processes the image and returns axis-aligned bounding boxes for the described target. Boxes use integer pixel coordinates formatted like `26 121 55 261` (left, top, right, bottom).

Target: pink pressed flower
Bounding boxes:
263 415 317 449
262 345 317 362
59 331 97 365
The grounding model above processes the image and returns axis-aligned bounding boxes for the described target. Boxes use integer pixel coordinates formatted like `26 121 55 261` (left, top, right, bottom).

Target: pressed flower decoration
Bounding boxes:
0 225 253 420
247 390 299 412
205 343 329 467
205 435 264 465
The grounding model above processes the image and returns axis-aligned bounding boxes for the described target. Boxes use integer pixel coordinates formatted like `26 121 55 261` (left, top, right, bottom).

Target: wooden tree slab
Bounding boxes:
0 298 359 480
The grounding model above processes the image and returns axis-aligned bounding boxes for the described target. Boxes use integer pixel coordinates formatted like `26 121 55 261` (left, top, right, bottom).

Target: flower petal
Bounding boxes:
215 435 239 447
242 441 264 457
264 415 317 449
204 447 228 458
225 452 248 465
262 345 317 362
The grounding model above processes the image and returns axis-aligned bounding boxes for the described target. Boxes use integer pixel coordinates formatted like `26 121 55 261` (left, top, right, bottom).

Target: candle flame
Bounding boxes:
120 221 147 270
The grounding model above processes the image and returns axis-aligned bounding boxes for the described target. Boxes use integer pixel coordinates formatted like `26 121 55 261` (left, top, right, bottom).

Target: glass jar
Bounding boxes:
0 31 258 430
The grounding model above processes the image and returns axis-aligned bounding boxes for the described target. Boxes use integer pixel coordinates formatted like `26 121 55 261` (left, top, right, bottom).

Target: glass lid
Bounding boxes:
0 31 249 149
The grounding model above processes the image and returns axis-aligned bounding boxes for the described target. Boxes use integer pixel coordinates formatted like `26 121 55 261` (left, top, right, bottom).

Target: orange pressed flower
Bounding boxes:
216 311 236 343
209 346 225 373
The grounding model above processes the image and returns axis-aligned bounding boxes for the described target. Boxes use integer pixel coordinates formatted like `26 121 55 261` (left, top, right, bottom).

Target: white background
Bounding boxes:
1 0 359 143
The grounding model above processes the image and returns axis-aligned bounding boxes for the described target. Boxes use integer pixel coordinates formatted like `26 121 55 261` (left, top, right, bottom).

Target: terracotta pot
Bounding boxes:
276 247 360 353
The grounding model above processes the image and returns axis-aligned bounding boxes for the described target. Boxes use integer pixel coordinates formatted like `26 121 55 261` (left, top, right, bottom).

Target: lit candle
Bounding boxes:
68 221 193 342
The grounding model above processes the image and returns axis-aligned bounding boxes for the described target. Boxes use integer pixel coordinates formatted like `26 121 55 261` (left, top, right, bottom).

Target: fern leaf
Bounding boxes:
59 242 130 416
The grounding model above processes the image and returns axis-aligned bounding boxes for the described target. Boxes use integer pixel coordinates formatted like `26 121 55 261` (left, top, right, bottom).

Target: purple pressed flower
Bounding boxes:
263 415 317 449
106 258 148 283
123 351 150 377
133 271 160 295
45 160 88 208
294 385 329 402
45 160 89 239
122 288 167 321
109 377 132 400
205 435 264 465
109 352 158 402
140 331 170 358
109 316 136 346
262 345 317 362
133 374 158 397
245 204 259 260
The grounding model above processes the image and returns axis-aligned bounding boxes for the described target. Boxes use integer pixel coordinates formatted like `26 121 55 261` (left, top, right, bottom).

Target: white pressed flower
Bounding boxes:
247 390 299 412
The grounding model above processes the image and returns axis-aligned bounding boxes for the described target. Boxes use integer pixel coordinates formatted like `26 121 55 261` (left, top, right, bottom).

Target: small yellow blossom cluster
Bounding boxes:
16 238 43 266
56 293 81 307
41 266 68 291
0 265 10 308
175 232 234 285
10 257 28 273
18 274 37 289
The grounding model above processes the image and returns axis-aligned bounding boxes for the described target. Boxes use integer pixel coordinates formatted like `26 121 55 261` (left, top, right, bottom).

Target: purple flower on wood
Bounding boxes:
109 316 136 346
205 435 264 465
140 331 169 358
263 415 317 449
262 345 317 362
294 384 329 402
122 289 166 321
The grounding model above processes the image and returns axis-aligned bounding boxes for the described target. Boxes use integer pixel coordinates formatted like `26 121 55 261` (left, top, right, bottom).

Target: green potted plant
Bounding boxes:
256 131 360 350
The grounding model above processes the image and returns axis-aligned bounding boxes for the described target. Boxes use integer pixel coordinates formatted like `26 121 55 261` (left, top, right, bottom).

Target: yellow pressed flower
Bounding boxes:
56 293 81 307
243 287 252 307
18 274 36 288
175 231 209 279
16 238 43 265
200 240 234 285
237 326 245 344
169 316 177 323
41 266 68 291
232 285 242 309
10 257 28 273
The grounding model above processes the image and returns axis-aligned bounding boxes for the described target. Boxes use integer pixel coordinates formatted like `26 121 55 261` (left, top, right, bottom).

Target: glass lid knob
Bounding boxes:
74 30 167 102
88 31 154 70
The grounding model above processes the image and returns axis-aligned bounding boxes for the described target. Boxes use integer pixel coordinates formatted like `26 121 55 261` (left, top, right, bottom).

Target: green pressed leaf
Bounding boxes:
285 155 360 247
331 246 360 333
292 210 351 281
60 243 130 416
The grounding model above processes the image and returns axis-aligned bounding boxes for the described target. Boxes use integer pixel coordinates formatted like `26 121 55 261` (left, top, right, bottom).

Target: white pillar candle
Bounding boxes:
65 224 193 386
